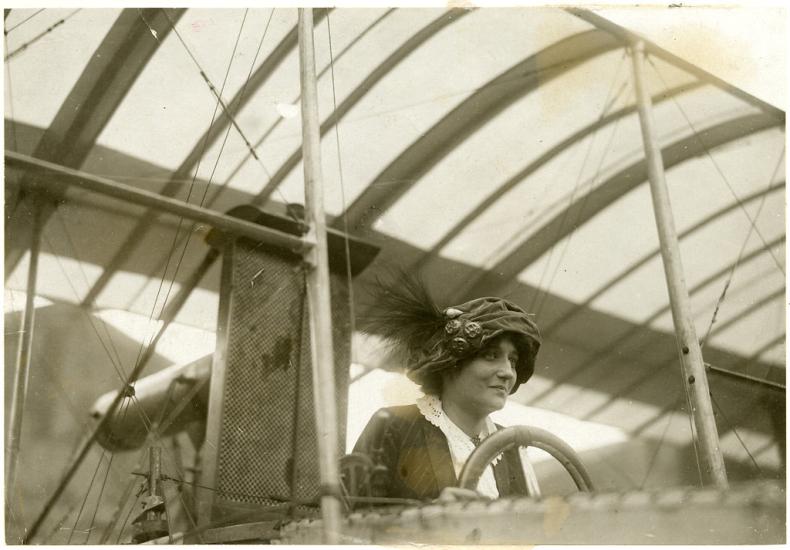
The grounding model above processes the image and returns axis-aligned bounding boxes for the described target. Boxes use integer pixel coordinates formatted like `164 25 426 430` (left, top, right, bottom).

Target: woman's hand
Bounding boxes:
436 486 489 503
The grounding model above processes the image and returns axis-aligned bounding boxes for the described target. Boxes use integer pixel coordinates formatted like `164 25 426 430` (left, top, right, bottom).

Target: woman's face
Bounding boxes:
441 335 519 417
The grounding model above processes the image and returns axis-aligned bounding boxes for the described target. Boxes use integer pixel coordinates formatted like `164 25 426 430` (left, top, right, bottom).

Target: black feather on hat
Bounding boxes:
361 271 541 394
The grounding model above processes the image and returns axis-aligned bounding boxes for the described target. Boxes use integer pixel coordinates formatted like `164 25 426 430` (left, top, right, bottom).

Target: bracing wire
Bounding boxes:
137 8 300 306
217 9 393 205
528 49 628 313
160 10 263 163
4 8 80 60
82 400 133 544
646 55 785 276
125 7 248 397
149 9 252 364
66 449 109 544
115 490 143 544
27 231 196 543
326 12 358 343
54 209 127 371
699 148 786 350
97 463 140 543
639 393 682 489
43 503 78 543
42 232 136 394
43 219 163 441
82 447 117 544
676 352 705 486
4 8 45 34
158 8 301 220
534 84 627 316
709 391 764 475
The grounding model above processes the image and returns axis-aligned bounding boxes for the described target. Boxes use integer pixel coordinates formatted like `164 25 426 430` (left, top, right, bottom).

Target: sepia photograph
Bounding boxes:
3 2 786 544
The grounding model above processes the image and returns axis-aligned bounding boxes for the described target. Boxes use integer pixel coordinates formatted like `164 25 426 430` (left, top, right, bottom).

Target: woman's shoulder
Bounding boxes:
376 403 422 421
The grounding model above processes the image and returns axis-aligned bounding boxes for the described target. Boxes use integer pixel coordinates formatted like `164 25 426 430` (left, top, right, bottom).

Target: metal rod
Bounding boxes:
5 197 44 503
148 447 162 500
298 8 342 544
630 40 728 489
5 150 311 254
706 363 785 391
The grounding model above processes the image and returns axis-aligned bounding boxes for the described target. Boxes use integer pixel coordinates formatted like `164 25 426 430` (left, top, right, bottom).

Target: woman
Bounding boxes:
353 276 542 501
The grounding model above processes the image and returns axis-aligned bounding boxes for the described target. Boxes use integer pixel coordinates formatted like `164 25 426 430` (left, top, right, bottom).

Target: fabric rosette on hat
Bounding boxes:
361 273 542 395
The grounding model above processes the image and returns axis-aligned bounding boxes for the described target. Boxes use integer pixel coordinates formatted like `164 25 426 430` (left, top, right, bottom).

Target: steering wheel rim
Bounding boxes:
458 425 594 496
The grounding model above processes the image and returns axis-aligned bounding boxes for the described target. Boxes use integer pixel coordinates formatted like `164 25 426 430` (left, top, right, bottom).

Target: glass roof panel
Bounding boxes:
93 9 298 172
381 48 630 250
223 9 451 208
4 9 121 134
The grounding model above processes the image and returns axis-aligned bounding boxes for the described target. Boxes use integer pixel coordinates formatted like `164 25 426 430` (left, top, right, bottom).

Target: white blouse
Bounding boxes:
416 394 541 499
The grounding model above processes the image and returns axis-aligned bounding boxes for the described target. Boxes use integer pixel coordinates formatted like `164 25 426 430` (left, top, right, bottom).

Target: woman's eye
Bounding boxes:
482 350 497 360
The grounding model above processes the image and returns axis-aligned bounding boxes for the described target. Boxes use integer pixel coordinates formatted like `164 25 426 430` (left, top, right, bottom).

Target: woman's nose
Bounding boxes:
497 360 516 380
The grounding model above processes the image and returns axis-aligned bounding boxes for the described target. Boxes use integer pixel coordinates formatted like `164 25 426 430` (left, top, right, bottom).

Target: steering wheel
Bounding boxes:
458 426 594 496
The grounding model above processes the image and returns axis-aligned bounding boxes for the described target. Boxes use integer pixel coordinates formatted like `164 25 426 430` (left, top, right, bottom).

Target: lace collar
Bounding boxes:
416 394 502 471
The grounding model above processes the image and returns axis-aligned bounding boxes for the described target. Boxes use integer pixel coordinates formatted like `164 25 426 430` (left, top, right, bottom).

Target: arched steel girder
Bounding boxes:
252 8 471 205
336 29 622 233
541 181 786 337
410 80 707 276
459 112 784 300
5 8 185 278
80 8 332 307
527 236 785 408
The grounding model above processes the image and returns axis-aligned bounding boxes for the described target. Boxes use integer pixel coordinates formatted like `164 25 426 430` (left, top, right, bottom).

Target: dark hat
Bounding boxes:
362 274 541 395
407 296 541 394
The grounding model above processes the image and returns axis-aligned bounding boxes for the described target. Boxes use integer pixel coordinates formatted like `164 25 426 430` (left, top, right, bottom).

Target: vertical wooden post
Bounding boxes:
297 7 342 543
630 40 728 488
6 197 44 501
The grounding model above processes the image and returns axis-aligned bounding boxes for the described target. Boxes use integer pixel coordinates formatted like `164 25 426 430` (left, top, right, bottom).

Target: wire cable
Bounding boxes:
699 148 786 350
124 7 249 411
149 9 252 367
646 54 785 276
66 449 109 544
528 49 628 313
54 209 127 371
4 8 80 60
216 9 392 207
115 490 143 544
709 391 763 475
159 8 303 221
4 8 45 34
535 85 627 316
639 393 682 489
82 401 133 544
326 12 358 354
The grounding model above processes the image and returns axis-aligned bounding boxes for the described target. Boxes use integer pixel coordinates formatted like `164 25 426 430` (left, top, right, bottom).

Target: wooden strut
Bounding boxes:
5 150 312 254
630 40 728 489
5 197 44 508
297 8 343 544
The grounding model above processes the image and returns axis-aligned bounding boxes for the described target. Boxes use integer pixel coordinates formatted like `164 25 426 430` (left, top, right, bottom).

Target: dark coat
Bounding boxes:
352 404 528 501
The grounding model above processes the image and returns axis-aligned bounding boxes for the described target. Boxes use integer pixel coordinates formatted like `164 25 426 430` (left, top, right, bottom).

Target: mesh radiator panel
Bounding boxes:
213 242 350 513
